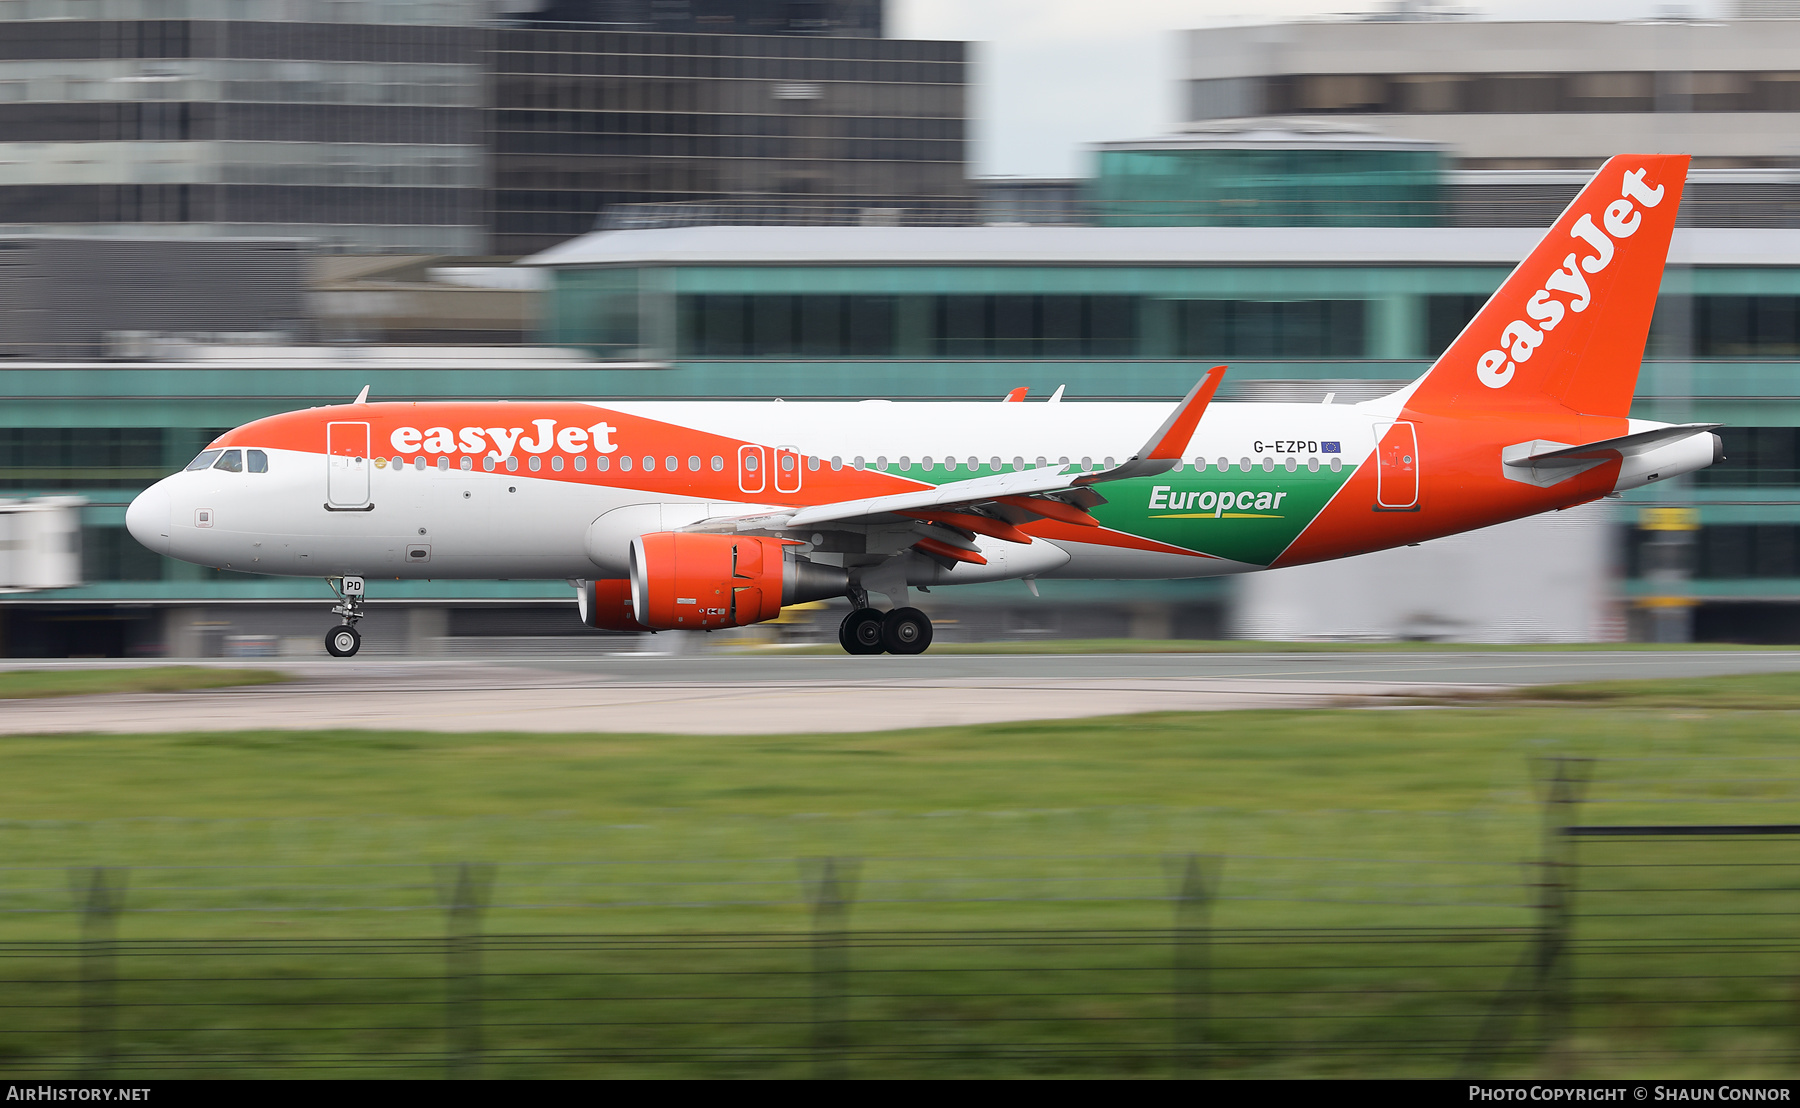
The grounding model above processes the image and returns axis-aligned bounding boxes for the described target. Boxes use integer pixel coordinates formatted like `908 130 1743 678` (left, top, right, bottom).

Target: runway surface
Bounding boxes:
2 650 1797 735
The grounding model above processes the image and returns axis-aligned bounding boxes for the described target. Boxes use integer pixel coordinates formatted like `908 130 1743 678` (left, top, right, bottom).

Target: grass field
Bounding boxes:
1 673 1797 1077
1497 670 1800 709
0 666 286 700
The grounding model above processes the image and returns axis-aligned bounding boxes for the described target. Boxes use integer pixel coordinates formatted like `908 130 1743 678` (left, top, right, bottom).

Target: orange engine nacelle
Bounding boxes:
629 532 846 631
575 578 648 632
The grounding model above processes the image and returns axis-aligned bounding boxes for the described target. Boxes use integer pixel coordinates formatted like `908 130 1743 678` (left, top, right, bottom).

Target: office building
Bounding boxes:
1181 16 1800 227
0 1 489 254
517 0 883 37
0 3 957 258
486 24 969 255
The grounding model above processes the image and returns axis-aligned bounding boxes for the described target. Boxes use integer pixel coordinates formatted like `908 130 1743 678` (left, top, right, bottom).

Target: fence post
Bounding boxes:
435 862 495 1080
1460 756 1593 1076
1171 854 1219 1078
1534 755 1591 1056
802 857 859 1080
68 867 126 1079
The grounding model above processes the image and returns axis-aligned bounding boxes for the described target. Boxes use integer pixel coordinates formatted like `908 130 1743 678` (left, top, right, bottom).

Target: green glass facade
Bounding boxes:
1091 147 1444 227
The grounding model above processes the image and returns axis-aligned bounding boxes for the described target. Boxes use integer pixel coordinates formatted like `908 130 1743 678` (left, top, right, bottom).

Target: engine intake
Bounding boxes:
629 532 847 630
575 578 647 632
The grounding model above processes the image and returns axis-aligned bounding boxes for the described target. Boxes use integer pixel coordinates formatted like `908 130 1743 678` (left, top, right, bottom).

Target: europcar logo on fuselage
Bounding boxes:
1148 486 1290 518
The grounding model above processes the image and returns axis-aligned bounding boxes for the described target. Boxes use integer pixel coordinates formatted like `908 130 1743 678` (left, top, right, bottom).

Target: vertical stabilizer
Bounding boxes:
1404 154 1689 419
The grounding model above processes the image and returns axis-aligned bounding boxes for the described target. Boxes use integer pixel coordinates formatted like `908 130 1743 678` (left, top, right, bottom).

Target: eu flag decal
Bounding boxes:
1321 441 1341 454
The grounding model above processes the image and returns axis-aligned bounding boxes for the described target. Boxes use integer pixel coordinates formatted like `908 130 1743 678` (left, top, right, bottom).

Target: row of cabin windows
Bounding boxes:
382 452 1350 475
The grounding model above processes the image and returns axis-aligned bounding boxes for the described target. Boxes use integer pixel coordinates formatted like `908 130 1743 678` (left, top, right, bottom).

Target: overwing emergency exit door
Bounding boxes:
738 445 766 494
1373 421 1419 510
327 421 371 508
773 447 802 494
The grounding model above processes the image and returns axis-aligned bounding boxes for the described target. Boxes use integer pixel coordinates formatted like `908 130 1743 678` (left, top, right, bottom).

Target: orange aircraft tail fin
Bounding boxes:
1404 154 1689 420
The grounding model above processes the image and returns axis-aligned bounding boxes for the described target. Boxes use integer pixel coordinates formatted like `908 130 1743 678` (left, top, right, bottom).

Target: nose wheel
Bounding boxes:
325 575 366 658
838 606 933 655
326 624 362 658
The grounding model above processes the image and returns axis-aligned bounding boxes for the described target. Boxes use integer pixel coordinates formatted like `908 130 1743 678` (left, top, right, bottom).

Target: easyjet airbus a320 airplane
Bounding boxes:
127 155 1720 657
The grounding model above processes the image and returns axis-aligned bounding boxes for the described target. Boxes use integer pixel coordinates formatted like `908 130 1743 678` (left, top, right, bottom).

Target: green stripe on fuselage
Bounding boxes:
883 461 1358 569
1092 466 1356 566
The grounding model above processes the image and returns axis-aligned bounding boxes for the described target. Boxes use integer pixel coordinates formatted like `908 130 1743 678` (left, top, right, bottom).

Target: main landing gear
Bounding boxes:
838 606 933 656
325 575 365 658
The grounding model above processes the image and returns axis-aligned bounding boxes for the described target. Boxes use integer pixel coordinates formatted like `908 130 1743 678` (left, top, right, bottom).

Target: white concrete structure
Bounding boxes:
0 498 85 593
1182 18 1800 168
1233 500 1618 644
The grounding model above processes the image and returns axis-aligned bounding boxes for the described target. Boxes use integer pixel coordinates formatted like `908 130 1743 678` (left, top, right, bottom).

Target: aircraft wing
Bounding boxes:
698 367 1227 535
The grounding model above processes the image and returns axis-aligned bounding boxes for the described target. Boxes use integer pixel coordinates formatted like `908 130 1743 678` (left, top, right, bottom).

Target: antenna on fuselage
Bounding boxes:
353 385 370 405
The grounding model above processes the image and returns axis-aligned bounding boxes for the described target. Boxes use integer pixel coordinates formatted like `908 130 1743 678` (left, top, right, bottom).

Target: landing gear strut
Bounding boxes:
326 575 365 658
837 605 933 656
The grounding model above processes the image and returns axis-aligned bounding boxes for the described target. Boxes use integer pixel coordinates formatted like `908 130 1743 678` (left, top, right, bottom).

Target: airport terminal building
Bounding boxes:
7 213 1800 653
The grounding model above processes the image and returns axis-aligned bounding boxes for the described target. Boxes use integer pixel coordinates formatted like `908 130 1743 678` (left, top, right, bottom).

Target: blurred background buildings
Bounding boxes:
3 0 1799 654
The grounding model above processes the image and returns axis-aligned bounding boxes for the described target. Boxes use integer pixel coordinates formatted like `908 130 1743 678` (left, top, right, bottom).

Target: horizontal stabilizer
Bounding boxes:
1503 423 1720 468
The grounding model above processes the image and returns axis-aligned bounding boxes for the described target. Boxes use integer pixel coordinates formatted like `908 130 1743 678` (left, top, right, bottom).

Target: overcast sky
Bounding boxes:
891 0 1733 178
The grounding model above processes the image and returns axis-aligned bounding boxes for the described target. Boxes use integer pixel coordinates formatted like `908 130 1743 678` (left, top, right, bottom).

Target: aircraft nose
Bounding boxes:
126 482 171 555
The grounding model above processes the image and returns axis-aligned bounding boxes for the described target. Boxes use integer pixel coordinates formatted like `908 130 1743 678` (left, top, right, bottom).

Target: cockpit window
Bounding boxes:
247 449 268 473
185 449 223 472
213 449 243 472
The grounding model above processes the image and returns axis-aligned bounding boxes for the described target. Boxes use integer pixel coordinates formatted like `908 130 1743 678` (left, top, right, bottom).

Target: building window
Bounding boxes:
1695 428 1800 488
1690 296 1800 356
0 427 167 491
1426 294 1487 357
932 295 1137 358
1175 300 1366 358
1693 525 1800 579
82 526 165 583
1216 70 1800 119
679 294 898 357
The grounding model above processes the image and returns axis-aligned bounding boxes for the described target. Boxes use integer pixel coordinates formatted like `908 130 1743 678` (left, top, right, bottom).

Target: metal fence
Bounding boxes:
1 757 1797 1078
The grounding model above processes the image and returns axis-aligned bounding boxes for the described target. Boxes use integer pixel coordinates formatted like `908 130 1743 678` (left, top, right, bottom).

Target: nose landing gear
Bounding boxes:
326 623 361 658
837 605 933 655
325 575 366 658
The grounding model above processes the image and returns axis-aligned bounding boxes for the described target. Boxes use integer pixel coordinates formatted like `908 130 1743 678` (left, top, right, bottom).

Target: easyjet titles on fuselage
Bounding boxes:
388 419 620 462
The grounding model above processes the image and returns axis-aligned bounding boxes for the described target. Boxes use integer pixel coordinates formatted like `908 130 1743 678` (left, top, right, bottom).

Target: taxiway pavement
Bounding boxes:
0 650 1795 735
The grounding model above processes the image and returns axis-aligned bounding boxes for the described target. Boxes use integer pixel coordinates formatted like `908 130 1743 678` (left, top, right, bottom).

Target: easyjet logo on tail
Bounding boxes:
1477 167 1667 389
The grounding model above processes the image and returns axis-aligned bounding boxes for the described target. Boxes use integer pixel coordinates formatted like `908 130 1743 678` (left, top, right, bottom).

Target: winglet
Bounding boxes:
353 385 370 405
1003 387 1029 402
1077 366 1225 485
